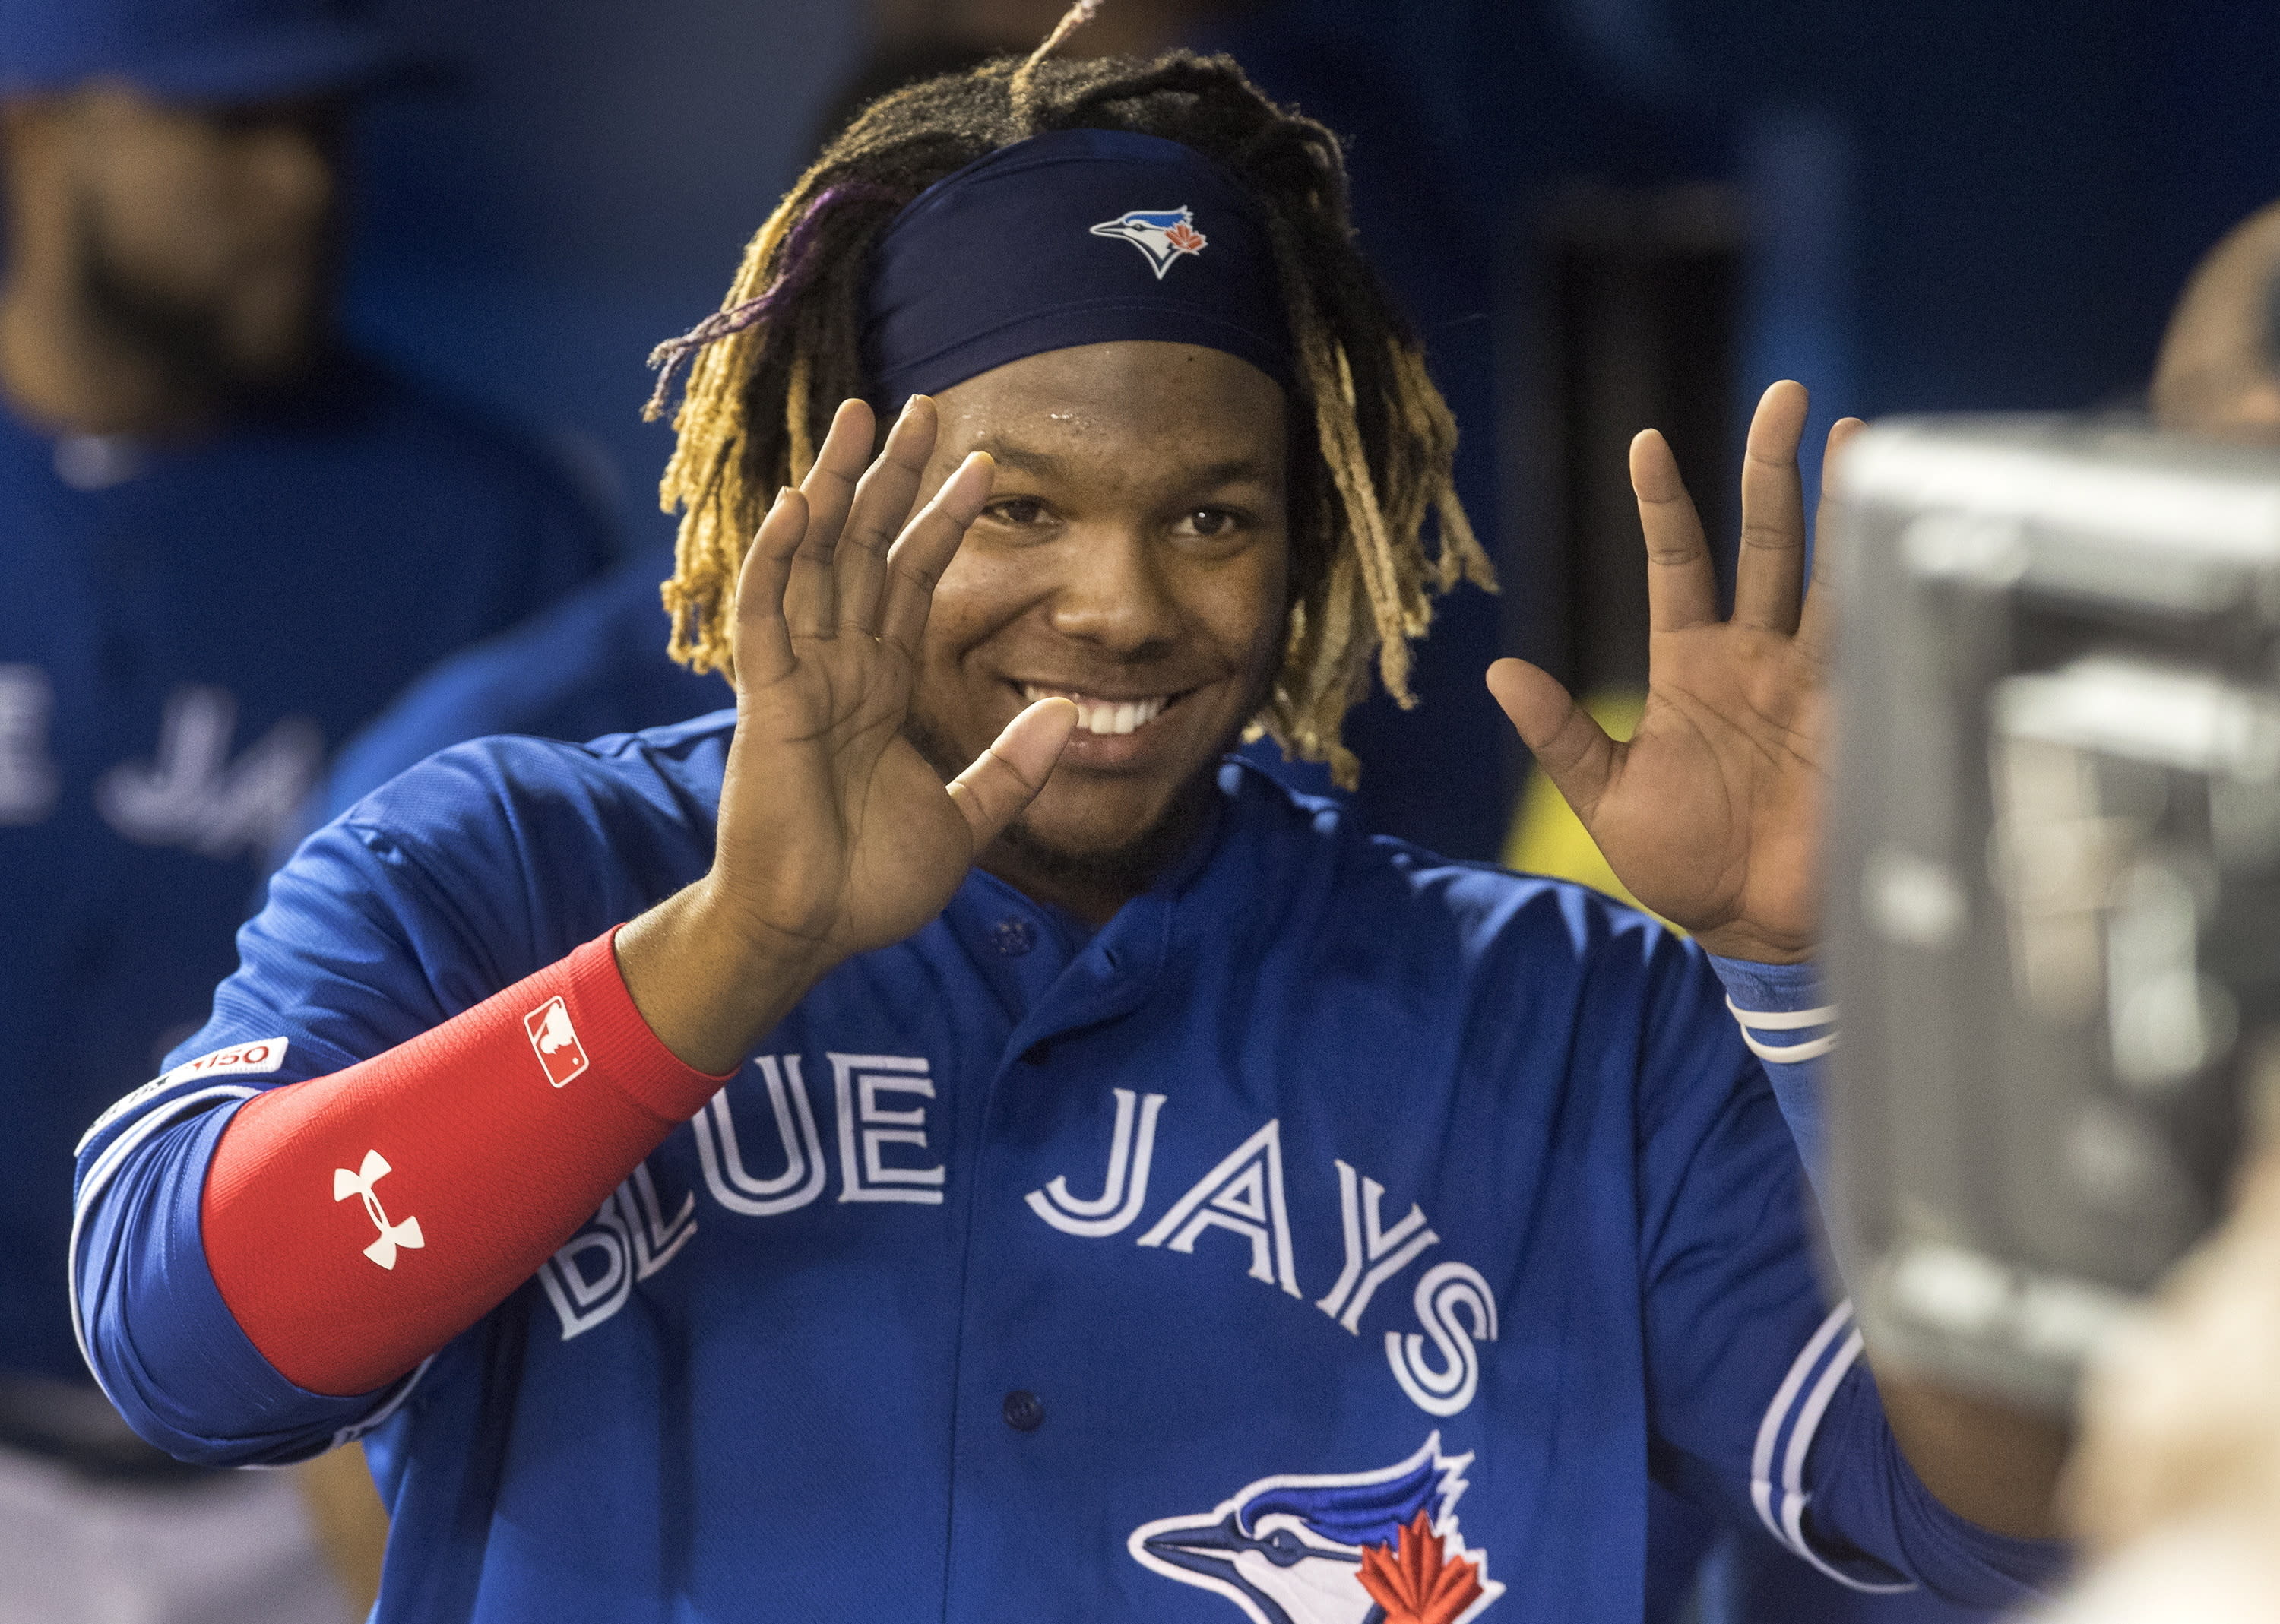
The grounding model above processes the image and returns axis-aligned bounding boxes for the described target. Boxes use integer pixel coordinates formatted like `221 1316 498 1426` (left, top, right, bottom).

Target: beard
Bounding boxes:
901 706 1239 901
987 774 1218 900
74 198 325 407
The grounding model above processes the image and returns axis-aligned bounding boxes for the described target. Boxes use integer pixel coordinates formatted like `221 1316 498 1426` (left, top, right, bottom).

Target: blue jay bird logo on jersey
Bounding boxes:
1089 206 1208 278
1129 1433 1504 1624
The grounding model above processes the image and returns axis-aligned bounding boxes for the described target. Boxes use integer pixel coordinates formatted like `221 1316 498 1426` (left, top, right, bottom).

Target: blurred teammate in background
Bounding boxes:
2030 196 2280 1624
0 0 612 1616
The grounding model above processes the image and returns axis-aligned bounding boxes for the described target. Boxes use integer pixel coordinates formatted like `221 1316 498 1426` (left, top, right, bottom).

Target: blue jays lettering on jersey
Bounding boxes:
74 721 2058 1622
1 357 612 1386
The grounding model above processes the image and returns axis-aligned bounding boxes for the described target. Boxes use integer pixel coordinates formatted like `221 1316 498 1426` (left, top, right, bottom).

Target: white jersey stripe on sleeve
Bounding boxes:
1775 1324 1919 1595
1738 1029 1839 1065
1780 1325 1862 1532
1725 998 1840 1065
71 1078 417 1449
1724 999 1838 1031
75 1038 290 1157
1752 1299 1854 1555
75 1081 259 1227
67 1084 262 1394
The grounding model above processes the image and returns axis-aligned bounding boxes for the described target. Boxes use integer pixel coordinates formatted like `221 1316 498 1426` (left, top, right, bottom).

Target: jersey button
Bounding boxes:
1002 1389 1045 1432
989 916 1037 956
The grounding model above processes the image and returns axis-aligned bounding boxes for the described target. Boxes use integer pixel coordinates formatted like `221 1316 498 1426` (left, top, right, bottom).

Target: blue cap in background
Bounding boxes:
0 0 412 102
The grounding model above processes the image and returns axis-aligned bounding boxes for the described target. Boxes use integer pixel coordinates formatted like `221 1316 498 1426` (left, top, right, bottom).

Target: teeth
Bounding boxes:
1021 685 1170 736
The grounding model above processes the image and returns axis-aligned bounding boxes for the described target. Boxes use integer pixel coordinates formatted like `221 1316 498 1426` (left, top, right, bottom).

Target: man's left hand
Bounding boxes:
1487 381 1863 964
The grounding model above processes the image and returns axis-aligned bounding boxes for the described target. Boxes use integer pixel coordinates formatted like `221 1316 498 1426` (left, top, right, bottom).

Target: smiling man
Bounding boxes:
895 340 1292 922
72 26 2066 1624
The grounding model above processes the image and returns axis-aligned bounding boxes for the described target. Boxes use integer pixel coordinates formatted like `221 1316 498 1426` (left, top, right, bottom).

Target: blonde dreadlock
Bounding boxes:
647 8 1492 787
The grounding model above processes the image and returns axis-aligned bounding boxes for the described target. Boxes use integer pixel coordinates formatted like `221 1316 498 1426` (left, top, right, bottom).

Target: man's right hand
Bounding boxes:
616 397 1077 1075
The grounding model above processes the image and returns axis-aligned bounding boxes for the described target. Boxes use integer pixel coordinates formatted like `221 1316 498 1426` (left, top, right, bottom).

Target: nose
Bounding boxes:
1044 526 1183 658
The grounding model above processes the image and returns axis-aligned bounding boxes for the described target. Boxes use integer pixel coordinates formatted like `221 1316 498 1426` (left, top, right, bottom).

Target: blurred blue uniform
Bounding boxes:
76 730 2056 1621
308 546 725 823
0 357 611 1393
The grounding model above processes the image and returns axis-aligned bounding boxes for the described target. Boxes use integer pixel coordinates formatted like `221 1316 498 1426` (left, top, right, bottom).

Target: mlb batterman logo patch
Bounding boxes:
1090 206 1208 279
524 996 589 1087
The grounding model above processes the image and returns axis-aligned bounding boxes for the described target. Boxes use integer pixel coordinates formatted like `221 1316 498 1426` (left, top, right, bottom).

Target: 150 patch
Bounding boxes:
76 1037 291 1154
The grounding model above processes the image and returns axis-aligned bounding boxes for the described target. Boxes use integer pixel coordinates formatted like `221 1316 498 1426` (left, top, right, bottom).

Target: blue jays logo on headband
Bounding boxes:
1128 1432 1505 1624
1089 206 1209 279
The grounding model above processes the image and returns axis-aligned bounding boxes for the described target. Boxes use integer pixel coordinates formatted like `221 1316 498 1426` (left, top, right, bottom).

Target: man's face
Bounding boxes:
55 84 339 391
906 340 1290 885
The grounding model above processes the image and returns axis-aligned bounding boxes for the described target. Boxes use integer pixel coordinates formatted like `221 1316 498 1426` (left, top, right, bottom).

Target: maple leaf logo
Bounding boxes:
1357 1509 1488 1624
1165 220 1206 253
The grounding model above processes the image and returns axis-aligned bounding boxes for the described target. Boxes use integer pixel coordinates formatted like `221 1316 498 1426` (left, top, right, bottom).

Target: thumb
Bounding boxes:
1486 658 1619 823
946 698 1078 848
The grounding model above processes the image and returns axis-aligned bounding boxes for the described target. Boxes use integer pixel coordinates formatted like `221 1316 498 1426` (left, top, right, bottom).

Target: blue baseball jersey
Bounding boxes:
2 357 613 1385
74 718 2057 1622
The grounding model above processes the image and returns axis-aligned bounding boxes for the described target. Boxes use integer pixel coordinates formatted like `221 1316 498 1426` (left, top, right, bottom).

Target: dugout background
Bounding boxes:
342 0 2280 863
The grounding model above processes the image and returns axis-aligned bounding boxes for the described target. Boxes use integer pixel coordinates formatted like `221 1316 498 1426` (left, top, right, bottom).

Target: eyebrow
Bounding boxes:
971 438 1278 486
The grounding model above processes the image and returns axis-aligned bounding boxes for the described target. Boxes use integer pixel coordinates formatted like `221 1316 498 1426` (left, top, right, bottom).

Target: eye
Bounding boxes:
983 496 1048 527
1173 507 1243 540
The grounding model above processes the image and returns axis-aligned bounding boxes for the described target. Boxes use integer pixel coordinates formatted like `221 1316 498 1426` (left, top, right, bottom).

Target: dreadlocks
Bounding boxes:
647 16 1493 787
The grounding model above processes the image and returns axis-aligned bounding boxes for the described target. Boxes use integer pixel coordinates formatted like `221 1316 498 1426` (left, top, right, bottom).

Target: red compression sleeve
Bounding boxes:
201 929 733 1396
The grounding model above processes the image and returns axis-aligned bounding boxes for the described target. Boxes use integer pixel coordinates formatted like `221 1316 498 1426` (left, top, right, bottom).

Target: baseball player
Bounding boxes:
74 27 2066 1624
2 0 612 1615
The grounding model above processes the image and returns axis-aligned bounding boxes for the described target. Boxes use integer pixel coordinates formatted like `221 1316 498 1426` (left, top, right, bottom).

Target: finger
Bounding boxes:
946 697 1078 848
793 398 877 563
729 486 809 691
782 471 838 641
1731 380 1812 632
877 451 995 657
781 399 874 638
839 395 939 634
1486 657 1620 825
1631 429 1720 634
1797 416 1869 665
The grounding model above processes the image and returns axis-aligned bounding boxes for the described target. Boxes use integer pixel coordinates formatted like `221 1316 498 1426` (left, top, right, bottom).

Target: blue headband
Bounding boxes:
861 128 1296 411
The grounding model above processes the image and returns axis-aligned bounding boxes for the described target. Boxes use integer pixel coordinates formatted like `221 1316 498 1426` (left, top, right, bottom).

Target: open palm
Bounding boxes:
709 396 1075 967
1488 381 1864 962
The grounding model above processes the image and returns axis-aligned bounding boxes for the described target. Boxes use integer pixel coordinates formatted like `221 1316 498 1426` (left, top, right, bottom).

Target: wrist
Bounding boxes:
1693 923 1818 964
1704 952 1825 1010
614 882 836 1075
681 871 844 981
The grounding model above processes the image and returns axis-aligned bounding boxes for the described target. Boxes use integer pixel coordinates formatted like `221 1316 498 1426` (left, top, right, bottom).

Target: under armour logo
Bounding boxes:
334 1149 425 1269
